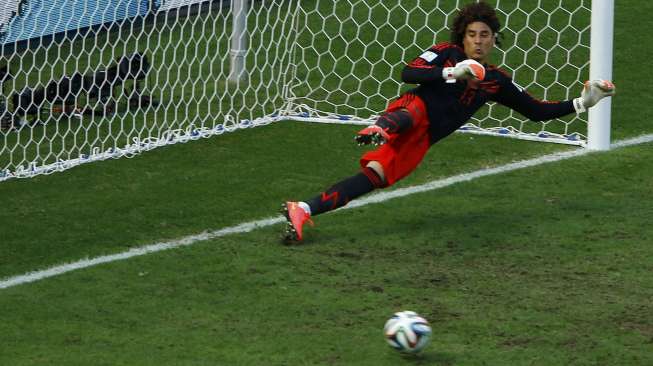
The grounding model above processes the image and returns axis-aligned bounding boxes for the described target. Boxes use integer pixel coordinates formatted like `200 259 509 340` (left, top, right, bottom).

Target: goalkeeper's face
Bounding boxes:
463 21 495 63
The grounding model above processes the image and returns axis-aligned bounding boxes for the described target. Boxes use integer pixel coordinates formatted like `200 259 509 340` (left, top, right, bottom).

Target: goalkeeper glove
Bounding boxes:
573 79 616 113
442 59 486 83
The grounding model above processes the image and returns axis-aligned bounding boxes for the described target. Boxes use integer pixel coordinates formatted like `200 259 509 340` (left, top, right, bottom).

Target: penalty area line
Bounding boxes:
1 133 652 290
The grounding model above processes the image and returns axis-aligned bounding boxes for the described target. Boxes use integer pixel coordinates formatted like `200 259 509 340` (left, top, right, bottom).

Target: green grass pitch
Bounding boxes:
1 0 653 365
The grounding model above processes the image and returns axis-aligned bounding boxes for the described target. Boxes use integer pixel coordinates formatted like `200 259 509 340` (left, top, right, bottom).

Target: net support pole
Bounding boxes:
587 0 614 151
229 0 248 82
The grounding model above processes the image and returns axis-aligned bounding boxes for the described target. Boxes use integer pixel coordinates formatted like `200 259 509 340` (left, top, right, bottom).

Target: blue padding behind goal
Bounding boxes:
0 0 150 45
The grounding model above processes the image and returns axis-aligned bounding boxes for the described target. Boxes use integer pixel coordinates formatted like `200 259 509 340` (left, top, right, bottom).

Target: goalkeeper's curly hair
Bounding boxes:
451 1 503 48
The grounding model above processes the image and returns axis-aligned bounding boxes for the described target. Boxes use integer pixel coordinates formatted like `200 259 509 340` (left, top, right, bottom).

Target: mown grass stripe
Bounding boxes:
2 133 652 290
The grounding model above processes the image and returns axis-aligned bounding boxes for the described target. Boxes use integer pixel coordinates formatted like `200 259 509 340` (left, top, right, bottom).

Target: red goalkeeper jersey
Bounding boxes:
401 42 576 144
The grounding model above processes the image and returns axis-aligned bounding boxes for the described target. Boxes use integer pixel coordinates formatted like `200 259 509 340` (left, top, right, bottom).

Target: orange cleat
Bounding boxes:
355 125 390 146
281 201 313 243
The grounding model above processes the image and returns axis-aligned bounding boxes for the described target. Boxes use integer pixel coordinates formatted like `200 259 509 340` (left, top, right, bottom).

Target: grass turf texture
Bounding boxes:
1 0 653 364
1 138 652 365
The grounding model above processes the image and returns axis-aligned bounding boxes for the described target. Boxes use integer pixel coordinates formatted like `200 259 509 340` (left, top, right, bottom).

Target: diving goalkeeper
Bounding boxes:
282 1 615 242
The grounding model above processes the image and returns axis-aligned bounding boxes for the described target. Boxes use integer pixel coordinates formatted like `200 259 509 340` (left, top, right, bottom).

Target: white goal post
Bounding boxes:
0 0 614 181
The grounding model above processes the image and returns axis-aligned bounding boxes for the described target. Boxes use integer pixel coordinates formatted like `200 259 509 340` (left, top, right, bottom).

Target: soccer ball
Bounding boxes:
384 310 432 353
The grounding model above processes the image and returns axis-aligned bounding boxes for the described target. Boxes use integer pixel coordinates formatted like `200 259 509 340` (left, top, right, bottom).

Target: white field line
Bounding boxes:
2 133 652 290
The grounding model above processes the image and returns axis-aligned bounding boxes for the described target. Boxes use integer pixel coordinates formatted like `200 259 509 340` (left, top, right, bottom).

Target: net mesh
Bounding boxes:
0 0 591 181
286 0 590 143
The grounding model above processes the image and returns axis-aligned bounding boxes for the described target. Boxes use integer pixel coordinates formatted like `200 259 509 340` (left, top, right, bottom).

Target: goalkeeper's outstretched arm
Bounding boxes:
493 77 616 121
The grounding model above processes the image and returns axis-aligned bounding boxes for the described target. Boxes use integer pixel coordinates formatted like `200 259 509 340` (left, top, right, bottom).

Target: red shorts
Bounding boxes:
360 94 430 187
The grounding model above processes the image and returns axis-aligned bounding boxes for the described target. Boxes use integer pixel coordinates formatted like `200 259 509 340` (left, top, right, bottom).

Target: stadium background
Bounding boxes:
0 0 216 46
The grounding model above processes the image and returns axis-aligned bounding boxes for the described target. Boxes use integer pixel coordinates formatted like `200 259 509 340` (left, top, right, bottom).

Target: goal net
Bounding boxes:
0 0 597 181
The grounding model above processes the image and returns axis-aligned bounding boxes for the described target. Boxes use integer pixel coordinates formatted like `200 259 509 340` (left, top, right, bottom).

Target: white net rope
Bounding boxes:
0 0 296 180
285 0 591 144
0 0 591 181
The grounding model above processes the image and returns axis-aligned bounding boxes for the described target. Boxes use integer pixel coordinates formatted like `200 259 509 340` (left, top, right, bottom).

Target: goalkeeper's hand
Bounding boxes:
573 79 616 113
442 59 485 83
